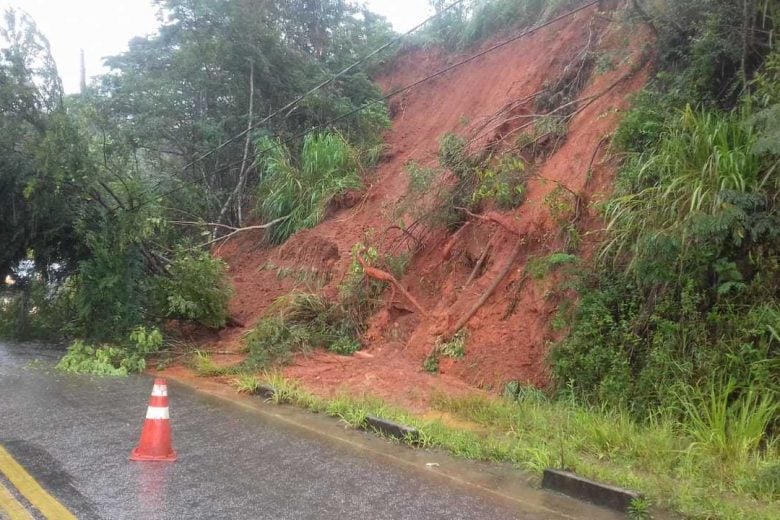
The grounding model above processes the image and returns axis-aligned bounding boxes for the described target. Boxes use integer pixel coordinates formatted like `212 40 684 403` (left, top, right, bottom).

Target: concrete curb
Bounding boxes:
159 375 626 519
542 469 641 513
363 415 420 444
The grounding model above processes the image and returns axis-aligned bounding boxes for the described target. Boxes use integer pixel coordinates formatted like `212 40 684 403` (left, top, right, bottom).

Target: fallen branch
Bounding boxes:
357 255 429 318
482 58 647 150
465 238 493 287
586 135 611 179
381 224 421 252
501 274 529 320
445 236 525 340
181 215 291 249
442 221 471 259
529 174 579 198
455 207 523 235
169 220 238 231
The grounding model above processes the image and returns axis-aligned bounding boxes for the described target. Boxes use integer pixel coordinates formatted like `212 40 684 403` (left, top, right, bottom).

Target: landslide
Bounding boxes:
189 3 652 409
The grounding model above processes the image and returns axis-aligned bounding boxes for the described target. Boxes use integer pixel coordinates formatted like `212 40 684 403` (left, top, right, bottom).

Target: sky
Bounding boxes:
4 0 434 94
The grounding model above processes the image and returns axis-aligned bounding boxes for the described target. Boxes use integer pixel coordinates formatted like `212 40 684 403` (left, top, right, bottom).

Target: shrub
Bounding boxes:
55 326 162 376
611 89 675 153
243 315 299 368
339 242 386 329
256 132 362 244
438 132 529 211
398 161 461 230
385 252 412 279
438 330 467 359
603 105 766 280
414 0 580 50
399 133 528 236
423 351 440 373
244 292 363 369
329 337 361 356
156 248 232 329
438 132 473 178
525 252 578 279
472 156 527 210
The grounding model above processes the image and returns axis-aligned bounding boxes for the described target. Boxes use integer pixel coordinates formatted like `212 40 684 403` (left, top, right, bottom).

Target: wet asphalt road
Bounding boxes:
0 342 608 520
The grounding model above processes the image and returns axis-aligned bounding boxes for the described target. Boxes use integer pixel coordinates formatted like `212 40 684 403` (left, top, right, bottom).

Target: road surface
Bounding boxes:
0 342 616 519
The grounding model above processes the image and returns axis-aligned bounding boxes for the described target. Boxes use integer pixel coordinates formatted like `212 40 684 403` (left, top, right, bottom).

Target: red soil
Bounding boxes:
159 4 652 411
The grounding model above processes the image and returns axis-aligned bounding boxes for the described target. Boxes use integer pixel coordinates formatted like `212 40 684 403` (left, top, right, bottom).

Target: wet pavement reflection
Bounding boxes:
0 342 613 519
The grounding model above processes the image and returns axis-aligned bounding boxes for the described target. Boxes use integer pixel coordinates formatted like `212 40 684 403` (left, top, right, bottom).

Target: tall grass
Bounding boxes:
602 106 764 271
677 378 779 462
189 350 236 377
256 132 361 244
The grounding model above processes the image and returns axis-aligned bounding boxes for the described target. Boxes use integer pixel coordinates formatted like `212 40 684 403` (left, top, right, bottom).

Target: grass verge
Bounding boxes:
236 373 779 520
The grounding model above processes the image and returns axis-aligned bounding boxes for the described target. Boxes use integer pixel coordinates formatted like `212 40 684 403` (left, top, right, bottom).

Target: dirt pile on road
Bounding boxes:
199 3 652 409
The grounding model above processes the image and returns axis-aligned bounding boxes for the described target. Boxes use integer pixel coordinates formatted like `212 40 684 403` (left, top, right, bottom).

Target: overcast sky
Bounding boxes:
4 0 434 94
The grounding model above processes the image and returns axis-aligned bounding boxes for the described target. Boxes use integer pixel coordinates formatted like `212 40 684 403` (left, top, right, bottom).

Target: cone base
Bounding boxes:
129 447 177 462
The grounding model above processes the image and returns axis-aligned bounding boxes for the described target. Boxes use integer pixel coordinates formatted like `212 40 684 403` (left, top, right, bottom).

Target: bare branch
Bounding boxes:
169 220 239 231
445 236 526 340
192 215 291 249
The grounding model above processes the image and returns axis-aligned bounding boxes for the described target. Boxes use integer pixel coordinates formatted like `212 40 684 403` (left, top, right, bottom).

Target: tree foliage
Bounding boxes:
552 1 780 435
415 0 580 49
639 0 778 106
0 1 396 350
0 9 73 278
99 0 393 228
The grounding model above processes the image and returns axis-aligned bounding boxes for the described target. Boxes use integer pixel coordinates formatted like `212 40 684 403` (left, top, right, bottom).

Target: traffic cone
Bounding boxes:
130 378 177 461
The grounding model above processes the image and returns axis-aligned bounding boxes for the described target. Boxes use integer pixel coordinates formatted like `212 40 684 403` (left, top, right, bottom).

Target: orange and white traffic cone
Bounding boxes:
130 378 177 462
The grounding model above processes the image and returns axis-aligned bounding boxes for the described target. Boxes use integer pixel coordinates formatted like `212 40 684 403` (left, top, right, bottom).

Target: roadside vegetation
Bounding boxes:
242 242 386 367
0 1 393 370
543 0 780 516
236 373 779 519
255 133 367 245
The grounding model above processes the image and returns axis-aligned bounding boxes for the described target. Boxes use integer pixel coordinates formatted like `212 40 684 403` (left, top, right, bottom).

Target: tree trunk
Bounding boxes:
215 59 254 233
741 0 756 90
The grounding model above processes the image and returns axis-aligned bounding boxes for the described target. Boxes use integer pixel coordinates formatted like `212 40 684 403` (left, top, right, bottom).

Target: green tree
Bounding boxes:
98 0 392 230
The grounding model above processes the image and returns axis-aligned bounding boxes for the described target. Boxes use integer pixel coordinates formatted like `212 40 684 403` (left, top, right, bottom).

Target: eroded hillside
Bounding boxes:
183 3 652 409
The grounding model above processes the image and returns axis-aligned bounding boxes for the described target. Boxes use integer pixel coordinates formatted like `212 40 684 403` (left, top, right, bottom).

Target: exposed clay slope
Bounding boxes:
189 4 652 410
